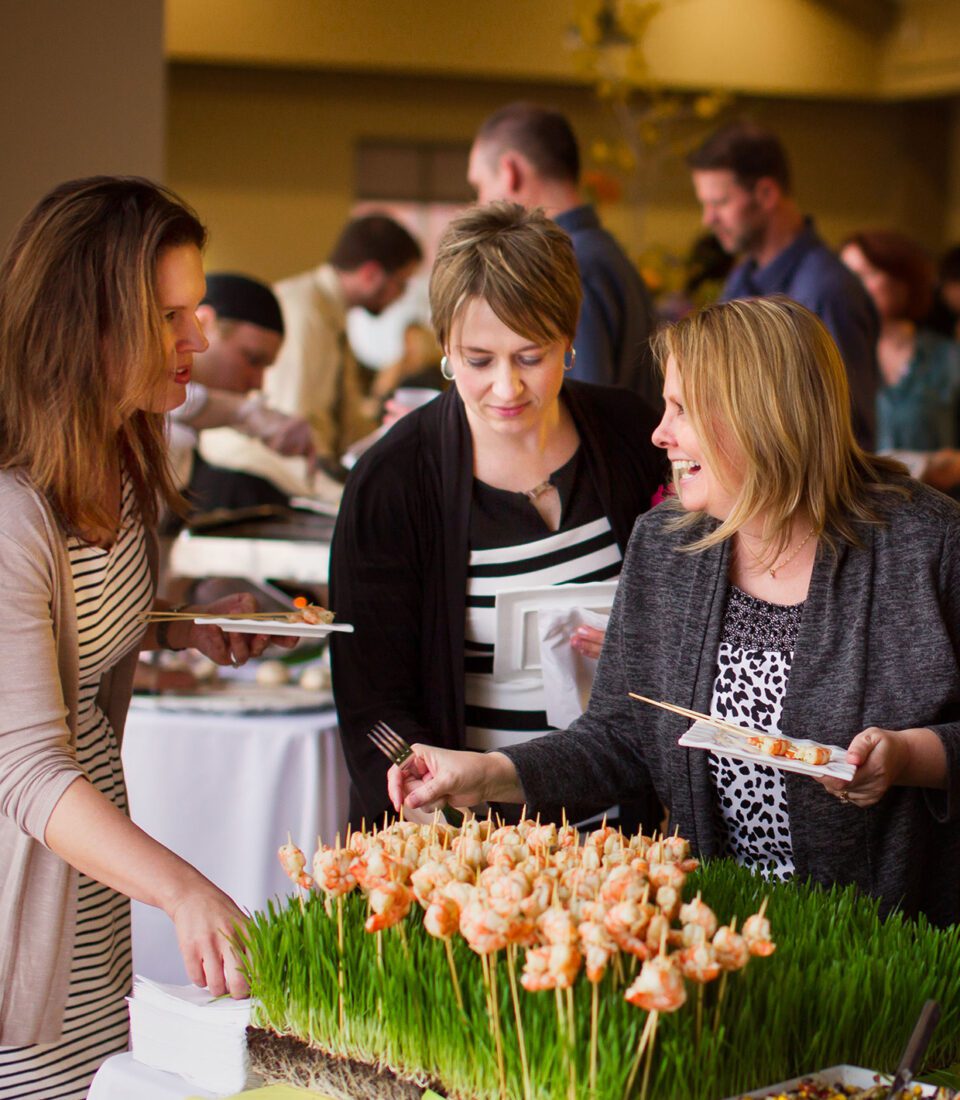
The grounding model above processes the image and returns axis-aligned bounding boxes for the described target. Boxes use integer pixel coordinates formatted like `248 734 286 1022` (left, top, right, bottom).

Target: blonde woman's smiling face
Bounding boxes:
651 355 744 520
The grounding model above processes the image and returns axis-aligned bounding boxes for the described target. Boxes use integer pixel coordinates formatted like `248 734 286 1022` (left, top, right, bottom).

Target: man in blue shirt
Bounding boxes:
468 102 660 407
688 123 879 448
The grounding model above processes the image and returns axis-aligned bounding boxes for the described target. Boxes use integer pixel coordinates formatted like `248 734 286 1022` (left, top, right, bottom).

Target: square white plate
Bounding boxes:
679 718 856 781
493 581 618 682
726 1062 942 1099
194 617 354 638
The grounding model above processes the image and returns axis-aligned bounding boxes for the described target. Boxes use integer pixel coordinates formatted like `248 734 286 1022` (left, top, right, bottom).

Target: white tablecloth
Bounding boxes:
122 703 349 984
88 1052 218 1100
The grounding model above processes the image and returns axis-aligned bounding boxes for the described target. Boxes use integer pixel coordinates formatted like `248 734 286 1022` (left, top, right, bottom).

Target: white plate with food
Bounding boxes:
196 616 354 638
679 718 855 781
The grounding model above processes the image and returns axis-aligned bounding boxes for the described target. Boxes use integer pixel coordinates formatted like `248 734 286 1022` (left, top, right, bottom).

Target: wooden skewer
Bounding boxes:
627 693 761 741
139 610 332 622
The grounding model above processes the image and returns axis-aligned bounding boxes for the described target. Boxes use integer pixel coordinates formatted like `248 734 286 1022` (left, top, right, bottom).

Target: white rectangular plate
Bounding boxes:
679 718 856 781
726 1062 944 1099
194 616 354 638
492 581 618 682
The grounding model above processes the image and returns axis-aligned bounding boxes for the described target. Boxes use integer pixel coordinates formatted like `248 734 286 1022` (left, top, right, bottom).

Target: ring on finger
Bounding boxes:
838 789 851 803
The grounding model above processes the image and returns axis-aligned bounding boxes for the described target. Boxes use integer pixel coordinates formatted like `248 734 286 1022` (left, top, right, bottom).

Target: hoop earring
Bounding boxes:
440 355 455 381
564 347 576 373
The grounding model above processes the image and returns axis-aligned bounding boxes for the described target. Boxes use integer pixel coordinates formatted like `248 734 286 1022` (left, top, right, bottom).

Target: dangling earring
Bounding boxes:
440 355 455 381
564 347 576 373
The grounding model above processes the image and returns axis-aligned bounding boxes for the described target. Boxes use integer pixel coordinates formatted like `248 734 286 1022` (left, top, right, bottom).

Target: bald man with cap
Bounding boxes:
169 273 318 510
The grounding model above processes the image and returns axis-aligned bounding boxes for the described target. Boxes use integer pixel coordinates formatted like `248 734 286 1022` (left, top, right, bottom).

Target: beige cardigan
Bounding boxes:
0 470 155 1044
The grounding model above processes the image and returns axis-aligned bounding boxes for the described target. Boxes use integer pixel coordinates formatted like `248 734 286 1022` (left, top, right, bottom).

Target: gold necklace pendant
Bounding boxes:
522 479 554 502
746 526 815 579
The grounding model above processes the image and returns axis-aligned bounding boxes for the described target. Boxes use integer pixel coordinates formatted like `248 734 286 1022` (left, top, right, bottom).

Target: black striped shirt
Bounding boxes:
464 449 621 752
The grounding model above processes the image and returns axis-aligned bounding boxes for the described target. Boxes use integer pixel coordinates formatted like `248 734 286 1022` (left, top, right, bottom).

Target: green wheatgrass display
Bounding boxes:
240 816 960 1100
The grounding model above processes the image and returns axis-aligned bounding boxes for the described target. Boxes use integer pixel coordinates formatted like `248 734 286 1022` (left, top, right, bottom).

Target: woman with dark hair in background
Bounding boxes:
0 176 292 1097
840 230 960 466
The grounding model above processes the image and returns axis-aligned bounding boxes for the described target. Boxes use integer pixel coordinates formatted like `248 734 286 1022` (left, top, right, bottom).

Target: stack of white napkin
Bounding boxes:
127 975 261 1095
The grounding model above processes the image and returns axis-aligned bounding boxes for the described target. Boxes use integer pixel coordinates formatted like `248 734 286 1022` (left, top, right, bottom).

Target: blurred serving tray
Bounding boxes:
726 1063 946 1099
131 682 333 715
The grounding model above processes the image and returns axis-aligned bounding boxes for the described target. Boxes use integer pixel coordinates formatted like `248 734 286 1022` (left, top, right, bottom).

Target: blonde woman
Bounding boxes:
390 296 960 927
330 203 664 829
0 177 292 1096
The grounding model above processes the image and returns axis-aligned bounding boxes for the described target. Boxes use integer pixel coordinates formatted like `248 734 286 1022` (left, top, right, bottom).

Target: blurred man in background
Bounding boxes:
268 214 423 469
468 101 660 406
688 122 879 448
170 273 315 511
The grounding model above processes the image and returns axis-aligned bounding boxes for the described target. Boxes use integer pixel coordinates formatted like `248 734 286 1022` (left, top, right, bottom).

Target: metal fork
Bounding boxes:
367 721 415 772
367 721 463 825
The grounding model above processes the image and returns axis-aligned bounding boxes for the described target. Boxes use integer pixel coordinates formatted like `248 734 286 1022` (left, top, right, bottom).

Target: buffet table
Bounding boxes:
168 509 335 586
123 697 349 984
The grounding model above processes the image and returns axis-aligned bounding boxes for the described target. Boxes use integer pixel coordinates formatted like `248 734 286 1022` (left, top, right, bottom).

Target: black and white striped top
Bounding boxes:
0 472 152 1099
464 449 621 752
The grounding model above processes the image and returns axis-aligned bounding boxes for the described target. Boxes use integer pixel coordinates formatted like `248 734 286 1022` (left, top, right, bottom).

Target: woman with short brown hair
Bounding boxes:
330 202 665 828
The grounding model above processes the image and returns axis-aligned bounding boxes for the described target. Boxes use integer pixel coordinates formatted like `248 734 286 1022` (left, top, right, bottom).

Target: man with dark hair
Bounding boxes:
169 272 318 509
468 102 660 404
267 214 423 465
688 122 879 448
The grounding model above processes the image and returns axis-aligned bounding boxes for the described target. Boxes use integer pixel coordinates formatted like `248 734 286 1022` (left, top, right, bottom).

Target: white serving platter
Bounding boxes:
131 682 334 715
725 1062 944 1099
679 718 856 781
492 581 618 683
194 617 354 638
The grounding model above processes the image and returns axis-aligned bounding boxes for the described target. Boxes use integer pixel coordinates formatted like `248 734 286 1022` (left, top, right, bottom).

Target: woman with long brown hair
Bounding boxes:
0 176 289 1097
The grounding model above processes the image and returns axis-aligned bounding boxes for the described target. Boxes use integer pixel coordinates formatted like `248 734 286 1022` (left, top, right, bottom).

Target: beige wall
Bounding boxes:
947 100 960 246
166 0 885 98
167 63 959 285
166 0 960 100
0 0 165 249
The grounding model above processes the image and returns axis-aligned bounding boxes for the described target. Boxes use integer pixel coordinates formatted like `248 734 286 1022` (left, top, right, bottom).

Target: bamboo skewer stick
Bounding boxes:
639 1010 660 1100
444 938 465 1015
139 610 330 622
622 1008 655 1100
628 693 761 740
505 946 532 1100
589 979 599 1098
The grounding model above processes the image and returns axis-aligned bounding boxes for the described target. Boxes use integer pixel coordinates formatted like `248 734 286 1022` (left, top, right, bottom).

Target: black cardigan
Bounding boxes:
502 484 960 926
329 381 664 826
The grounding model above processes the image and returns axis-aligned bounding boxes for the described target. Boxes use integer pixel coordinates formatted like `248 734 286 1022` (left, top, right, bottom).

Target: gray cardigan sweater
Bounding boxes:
503 482 960 926
0 470 154 1044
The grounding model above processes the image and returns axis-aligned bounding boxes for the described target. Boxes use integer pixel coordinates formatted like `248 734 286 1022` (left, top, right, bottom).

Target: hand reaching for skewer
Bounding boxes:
387 743 524 815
